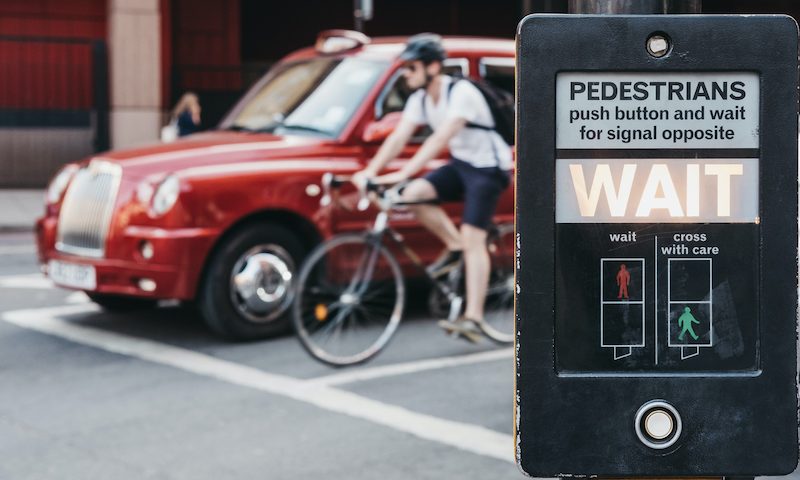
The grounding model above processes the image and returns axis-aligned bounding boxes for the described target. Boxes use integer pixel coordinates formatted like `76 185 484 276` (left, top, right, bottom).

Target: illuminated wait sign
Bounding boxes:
556 158 758 223
555 71 759 223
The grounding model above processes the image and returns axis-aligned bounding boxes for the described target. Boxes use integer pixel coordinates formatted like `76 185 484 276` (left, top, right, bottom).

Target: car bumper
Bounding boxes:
36 217 219 300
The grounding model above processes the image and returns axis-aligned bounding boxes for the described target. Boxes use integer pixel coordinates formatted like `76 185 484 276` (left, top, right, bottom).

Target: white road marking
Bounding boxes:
2 304 514 463
65 292 90 304
0 245 36 256
0 274 53 289
308 348 513 387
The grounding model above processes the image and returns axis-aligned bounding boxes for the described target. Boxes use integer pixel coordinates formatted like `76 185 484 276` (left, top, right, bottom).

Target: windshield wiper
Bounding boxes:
225 123 283 134
276 123 333 136
226 121 331 136
225 124 259 132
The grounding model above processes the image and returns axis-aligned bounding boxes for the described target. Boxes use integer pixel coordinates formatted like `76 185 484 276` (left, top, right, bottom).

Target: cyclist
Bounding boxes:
353 33 512 343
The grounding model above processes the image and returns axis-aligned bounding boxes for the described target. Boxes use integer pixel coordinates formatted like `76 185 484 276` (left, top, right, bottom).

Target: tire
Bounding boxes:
425 223 515 344
87 293 157 312
292 233 404 367
480 223 515 344
199 223 306 340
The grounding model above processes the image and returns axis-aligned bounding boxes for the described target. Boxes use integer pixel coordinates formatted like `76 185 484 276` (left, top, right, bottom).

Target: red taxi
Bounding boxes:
36 30 515 339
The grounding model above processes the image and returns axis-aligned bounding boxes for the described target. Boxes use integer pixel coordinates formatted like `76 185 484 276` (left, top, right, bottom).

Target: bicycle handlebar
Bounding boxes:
319 172 436 212
320 173 390 212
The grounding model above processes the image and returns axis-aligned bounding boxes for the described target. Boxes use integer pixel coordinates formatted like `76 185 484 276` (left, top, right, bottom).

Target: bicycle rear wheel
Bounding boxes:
481 223 515 344
292 233 404 366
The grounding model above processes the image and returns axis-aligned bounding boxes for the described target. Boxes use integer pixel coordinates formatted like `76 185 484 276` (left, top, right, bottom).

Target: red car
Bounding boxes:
36 30 515 339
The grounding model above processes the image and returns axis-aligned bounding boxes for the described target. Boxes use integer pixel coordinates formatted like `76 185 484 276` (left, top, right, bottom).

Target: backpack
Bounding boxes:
421 76 515 146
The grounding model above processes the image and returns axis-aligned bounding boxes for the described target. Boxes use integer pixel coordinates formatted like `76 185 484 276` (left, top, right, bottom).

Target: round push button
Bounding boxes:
644 410 673 440
634 400 682 449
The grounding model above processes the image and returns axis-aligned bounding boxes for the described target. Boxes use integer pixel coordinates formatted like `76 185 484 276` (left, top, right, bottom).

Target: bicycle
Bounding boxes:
291 173 515 367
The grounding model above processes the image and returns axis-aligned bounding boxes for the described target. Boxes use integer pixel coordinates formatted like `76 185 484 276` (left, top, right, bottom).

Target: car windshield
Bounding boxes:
222 57 388 137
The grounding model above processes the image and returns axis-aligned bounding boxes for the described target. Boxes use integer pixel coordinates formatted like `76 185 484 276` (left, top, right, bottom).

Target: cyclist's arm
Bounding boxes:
374 116 466 185
360 118 418 176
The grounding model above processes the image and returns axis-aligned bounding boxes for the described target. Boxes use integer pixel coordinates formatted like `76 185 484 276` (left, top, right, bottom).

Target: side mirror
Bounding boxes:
362 111 403 144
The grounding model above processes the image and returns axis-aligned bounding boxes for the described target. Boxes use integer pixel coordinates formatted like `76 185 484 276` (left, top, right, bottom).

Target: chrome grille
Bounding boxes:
56 160 122 258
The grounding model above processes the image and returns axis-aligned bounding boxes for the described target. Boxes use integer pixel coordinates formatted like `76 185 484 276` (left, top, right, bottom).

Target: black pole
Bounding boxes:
91 40 110 153
568 0 700 14
354 0 364 32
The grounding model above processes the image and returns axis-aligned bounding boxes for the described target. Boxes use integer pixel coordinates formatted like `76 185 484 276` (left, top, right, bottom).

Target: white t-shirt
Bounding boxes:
402 75 512 170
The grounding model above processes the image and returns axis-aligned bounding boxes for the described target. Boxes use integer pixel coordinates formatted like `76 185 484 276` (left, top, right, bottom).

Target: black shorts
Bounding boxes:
423 157 510 230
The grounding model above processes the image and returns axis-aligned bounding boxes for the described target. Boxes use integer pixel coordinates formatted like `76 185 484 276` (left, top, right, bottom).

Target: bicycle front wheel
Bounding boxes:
481 223 516 344
292 233 405 366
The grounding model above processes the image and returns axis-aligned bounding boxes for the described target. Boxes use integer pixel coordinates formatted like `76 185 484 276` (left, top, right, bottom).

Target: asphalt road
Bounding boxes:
0 232 522 480
0 232 796 479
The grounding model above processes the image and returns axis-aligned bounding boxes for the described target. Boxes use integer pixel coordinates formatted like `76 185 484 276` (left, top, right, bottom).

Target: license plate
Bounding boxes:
48 260 96 290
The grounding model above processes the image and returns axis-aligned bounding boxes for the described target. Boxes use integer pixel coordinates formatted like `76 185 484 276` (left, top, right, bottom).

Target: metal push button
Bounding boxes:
635 400 682 449
644 410 673 439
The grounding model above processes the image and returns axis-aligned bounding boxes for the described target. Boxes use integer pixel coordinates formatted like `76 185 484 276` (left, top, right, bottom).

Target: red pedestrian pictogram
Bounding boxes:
616 264 630 299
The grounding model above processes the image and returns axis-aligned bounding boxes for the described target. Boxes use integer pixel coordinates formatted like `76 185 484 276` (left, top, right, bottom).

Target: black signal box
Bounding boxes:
514 14 798 476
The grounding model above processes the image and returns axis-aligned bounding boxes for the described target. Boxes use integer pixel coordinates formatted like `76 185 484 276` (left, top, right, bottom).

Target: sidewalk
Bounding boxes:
0 190 44 231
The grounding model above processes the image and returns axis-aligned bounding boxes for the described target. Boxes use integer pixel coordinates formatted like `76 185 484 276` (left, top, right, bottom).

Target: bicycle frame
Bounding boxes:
323 173 463 310
292 174 515 366
366 210 461 306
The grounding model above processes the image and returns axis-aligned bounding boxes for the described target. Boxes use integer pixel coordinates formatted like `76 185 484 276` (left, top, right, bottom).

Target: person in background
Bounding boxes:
172 92 202 137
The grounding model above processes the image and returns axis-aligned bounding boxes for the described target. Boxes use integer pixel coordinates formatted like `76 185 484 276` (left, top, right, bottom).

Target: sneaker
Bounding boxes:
426 249 463 278
438 316 483 344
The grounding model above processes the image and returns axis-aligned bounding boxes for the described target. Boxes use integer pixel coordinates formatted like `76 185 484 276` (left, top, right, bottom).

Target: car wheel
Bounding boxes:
199 223 306 340
87 293 157 312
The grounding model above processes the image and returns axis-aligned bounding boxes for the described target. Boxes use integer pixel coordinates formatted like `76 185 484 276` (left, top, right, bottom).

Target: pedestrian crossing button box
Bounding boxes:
515 14 798 477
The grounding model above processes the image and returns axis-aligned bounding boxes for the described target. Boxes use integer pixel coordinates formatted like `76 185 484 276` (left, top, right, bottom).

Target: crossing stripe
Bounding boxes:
0 245 36 256
2 304 515 464
0 274 53 289
308 348 513 387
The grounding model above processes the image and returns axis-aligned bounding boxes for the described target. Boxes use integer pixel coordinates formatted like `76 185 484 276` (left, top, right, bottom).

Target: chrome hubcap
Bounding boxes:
230 245 294 323
340 293 358 306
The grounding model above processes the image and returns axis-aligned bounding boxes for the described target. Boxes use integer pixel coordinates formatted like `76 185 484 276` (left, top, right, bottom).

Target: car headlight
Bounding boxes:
46 164 79 204
136 181 155 205
150 175 181 216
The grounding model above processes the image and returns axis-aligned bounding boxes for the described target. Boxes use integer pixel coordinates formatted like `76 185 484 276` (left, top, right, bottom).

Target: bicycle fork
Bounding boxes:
322 220 388 331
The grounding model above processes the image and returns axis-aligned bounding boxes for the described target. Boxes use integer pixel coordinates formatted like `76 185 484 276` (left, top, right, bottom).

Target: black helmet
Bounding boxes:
399 33 446 64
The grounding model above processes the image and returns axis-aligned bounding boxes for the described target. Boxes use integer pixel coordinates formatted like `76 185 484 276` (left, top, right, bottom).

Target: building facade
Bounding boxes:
0 0 795 186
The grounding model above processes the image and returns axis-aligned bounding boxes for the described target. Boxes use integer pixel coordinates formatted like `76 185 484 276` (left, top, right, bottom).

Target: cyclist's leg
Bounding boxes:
458 165 507 321
461 223 490 320
402 174 462 251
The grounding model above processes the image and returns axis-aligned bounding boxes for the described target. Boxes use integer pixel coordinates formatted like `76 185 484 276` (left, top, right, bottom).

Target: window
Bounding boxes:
223 57 388 137
375 58 470 119
479 57 515 97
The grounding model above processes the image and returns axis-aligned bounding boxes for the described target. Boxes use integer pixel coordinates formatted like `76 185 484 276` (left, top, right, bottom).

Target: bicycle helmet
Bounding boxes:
399 33 446 64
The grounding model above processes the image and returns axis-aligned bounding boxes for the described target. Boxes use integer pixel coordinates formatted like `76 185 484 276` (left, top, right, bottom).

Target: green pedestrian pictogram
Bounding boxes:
677 306 700 341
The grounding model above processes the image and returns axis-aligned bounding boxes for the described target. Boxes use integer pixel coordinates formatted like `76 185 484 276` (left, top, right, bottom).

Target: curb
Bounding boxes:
0 226 35 233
